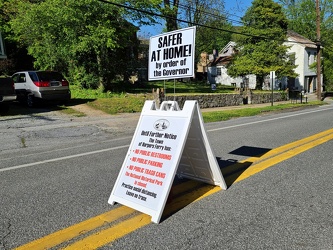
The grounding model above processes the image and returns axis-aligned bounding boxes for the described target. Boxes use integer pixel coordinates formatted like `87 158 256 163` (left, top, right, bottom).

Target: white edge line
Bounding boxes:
0 145 129 173
207 106 333 132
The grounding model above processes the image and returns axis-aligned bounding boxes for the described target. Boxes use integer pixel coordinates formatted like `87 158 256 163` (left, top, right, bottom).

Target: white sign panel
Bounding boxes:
108 100 226 223
112 115 188 211
148 27 196 81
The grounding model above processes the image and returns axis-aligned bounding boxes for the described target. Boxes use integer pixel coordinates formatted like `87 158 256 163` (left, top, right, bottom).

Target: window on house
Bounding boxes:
217 67 222 76
314 52 317 62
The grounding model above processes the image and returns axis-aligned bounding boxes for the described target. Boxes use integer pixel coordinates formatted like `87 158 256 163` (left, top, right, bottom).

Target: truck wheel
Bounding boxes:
0 103 9 115
27 95 35 107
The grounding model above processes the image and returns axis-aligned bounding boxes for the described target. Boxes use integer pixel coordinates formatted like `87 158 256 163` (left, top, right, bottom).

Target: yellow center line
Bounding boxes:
221 128 333 177
64 184 219 250
233 132 333 183
239 128 333 165
62 214 152 250
15 129 333 249
15 206 135 250
14 180 203 250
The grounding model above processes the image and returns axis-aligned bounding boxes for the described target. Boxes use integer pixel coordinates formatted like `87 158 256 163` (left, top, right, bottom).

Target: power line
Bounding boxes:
176 2 244 26
97 0 318 47
97 0 267 40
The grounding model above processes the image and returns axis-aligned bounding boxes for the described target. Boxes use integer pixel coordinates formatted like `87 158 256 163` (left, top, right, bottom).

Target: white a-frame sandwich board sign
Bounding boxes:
108 100 227 223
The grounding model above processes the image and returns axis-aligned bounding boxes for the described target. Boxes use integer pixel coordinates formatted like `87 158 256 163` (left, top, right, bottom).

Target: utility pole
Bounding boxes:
316 0 321 100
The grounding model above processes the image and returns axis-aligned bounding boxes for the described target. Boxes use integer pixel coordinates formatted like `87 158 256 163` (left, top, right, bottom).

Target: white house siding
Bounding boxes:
207 66 256 89
285 36 319 93
304 48 318 93
285 41 304 90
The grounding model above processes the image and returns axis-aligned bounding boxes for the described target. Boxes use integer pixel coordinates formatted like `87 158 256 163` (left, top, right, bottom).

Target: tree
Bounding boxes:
161 0 179 31
3 0 160 90
9 0 130 89
180 0 232 63
157 0 232 72
279 0 333 91
227 0 297 89
1 0 35 74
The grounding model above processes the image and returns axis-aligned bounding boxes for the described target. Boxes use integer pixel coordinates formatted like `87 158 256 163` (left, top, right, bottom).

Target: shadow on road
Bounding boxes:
229 146 271 157
218 145 272 187
160 145 273 222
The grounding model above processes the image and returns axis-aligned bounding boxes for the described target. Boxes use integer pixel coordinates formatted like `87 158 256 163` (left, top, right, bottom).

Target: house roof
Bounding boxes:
208 55 232 67
286 30 317 49
203 30 317 68
219 41 236 56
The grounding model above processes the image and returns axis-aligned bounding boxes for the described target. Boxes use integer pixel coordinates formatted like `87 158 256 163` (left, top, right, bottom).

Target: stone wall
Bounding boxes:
160 92 287 109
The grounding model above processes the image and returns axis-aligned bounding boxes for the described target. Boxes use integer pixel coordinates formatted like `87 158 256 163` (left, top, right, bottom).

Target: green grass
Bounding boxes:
70 84 129 99
201 101 323 123
70 80 234 98
68 82 325 121
85 95 149 114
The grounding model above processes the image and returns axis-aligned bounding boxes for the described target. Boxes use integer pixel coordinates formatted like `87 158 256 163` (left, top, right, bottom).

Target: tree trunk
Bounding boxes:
163 0 179 31
96 52 105 91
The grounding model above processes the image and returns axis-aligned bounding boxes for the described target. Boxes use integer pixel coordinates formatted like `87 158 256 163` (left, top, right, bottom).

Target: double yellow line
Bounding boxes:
230 127 333 183
16 128 333 250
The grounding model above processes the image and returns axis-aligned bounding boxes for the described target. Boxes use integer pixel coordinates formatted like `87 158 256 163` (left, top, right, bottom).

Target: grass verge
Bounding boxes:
68 83 326 122
85 95 149 115
201 101 324 123
68 95 324 123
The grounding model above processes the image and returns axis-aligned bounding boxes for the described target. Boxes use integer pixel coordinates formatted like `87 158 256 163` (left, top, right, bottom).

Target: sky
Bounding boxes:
138 0 253 38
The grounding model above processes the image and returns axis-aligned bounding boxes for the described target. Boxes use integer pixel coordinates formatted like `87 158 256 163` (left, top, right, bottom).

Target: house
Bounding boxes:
201 31 321 93
198 41 256 89
285 30 320 93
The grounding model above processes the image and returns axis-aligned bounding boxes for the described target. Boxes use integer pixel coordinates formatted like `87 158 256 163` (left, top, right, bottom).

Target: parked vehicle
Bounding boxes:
0 76 16 114
12 71 71 107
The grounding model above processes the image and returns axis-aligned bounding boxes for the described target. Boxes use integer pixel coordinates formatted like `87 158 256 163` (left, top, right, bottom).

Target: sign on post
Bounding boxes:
148 27 196 80
108 100 227 223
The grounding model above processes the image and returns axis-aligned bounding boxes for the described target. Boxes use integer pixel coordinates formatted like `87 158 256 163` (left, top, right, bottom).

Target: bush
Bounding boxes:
68 66 100 89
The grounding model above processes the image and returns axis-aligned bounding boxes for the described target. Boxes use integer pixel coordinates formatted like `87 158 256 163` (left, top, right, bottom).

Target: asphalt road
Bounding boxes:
1 102 333 249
